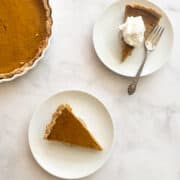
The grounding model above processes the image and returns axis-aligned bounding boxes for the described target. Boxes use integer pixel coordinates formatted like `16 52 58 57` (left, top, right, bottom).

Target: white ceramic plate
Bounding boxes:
28 90 114 179
93 0 174 77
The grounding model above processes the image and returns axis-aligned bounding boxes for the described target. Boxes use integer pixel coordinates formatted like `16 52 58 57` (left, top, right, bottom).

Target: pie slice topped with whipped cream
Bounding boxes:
121 4 161 62
44 104 103 151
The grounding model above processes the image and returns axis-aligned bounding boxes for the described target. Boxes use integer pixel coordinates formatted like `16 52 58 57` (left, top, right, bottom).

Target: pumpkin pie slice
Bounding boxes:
0 0 52 79
121 4 161 62
44 104 103 151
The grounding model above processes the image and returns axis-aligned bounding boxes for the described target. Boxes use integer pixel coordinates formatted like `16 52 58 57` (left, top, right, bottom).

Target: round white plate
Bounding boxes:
28 90 114 179
93 0 174 77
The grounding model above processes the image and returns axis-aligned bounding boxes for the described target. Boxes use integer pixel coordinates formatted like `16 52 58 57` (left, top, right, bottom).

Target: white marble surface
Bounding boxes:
0 0 180 179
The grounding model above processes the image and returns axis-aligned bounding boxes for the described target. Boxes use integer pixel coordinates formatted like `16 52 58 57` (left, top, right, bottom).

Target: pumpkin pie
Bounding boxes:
44 104 103 151
0 0 52 79
121 4 161 61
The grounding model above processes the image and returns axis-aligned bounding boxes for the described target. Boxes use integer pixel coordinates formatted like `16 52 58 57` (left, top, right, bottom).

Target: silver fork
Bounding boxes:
128 25 165 95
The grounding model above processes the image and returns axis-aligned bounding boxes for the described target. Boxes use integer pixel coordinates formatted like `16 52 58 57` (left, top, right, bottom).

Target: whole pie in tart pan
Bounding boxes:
0 0 52 82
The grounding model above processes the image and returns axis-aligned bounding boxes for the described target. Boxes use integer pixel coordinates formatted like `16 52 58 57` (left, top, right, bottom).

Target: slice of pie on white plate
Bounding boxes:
44 104 103 151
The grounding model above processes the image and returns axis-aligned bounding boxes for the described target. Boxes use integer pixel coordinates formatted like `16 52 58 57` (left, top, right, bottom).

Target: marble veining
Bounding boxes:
0 0 180 179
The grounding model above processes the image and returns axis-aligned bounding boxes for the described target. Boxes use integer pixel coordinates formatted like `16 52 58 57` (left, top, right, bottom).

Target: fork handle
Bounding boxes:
128 49 149 95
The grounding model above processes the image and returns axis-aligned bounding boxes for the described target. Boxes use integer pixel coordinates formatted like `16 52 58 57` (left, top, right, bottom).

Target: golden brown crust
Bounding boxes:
0 0 53 79
44 104 71 139
126 4 162 19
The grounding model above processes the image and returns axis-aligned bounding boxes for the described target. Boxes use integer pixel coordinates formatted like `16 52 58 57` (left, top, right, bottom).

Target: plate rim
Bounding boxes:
93 0 174 77
28 89 115 179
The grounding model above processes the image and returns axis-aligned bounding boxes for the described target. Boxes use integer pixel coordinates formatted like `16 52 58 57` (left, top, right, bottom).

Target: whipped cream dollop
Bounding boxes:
119 16 145 47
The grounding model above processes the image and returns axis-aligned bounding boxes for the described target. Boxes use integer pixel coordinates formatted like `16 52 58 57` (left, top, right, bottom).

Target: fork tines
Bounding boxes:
147 25 165 44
